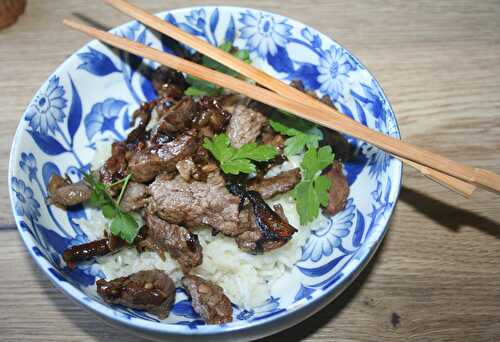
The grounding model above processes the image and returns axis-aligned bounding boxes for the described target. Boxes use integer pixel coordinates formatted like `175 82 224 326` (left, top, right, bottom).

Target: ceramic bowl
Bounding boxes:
9 6 402 341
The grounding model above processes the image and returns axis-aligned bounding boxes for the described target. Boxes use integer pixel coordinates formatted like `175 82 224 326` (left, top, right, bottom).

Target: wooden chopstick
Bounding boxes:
62 19 500 195
104 0 476 197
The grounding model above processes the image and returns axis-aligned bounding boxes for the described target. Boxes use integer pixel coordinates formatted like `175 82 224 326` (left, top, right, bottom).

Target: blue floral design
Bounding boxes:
317 46 352 101
25 76 67 135
361 111 393 179
84 98 128 141
186 8 206 29
20 152 37 182
77 46 119 77
11 177 41 221
239 11 292 57
301 199 355 262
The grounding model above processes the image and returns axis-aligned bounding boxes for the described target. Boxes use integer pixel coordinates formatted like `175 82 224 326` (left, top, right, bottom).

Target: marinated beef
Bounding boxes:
143 210 202 272
97 270 175 319
63 226 149 268
148 172 243 236
156 97 197 133
228 183 297 253
194 97 232 136
182 274 233 324
236 204 292 253
151 66 188 96
323 161 349 215
100 141 128 187
119 182 148 212
222 95 267 148
47 175 91 208
248 168 301 199
128 129 200 183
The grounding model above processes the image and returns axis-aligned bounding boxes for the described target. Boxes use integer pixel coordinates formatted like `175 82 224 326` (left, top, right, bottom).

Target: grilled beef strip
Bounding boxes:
119 182 149 213
142 208 202 272
97 270 175 319
99 141 128 188
248 168 301 200
156 96 197 133
322 160 349 215
47 174 91 208
128 129 201 183
148 172 244 236
182 274 233 324
151 65 188 97
222 95 267 148
193 96 232 137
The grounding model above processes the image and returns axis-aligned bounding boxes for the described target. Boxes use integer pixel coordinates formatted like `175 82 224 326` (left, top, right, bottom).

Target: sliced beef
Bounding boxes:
47 175 91 208
148 173 243 236
323 161 349 215
182 274 233 324
260 126 286 152
119 182 148 212
131 97 159 127
128 129 200 183
193 97 232 136
100 141 128 187
97 270 175 319
143 210 202 272
151 65 188 96
125 121 149 153
222 95 267 148
248 168 301 199
156 96 197 133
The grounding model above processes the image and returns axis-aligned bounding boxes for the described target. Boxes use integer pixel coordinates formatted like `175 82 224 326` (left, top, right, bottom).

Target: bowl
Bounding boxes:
8 6 402 341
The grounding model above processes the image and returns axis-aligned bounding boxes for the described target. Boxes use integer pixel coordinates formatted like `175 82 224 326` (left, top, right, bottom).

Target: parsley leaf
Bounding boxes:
82 172 139 244
185 42 252 97
203 133 278 175
269 110 323 156
293 146 334 224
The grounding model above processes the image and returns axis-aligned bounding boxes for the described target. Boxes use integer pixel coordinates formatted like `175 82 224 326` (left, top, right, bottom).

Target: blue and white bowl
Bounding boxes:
8 6 402 341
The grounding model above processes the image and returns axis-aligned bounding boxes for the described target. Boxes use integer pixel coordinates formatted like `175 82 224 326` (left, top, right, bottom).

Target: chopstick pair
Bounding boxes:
63 0 500 197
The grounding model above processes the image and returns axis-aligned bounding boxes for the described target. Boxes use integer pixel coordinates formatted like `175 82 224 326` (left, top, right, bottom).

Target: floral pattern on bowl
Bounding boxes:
9 6 402 341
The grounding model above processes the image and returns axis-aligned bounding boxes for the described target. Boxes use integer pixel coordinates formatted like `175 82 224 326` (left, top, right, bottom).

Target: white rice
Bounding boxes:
78 134 323 309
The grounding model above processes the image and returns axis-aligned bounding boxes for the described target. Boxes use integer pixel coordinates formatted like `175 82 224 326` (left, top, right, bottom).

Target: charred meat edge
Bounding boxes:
63 226 148 268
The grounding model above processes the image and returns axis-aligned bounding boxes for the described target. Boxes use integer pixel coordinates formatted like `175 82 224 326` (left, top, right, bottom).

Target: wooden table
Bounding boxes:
1 1 499 341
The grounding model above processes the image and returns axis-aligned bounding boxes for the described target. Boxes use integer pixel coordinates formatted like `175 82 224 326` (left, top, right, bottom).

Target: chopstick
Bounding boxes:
62 19 500 195
104 0 477 197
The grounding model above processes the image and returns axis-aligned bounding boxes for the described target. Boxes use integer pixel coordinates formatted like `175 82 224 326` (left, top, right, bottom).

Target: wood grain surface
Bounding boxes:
1 1 499 341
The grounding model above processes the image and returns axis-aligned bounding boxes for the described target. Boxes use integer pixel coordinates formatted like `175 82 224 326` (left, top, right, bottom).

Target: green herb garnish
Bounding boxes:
83 172 139 243
185 42 251 97
269 110 323 156
293 146 334 225
203 133 278 175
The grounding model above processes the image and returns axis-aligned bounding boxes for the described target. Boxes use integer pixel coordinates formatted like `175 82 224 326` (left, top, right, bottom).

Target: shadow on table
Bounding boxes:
399 186 500 239
71 13 112 31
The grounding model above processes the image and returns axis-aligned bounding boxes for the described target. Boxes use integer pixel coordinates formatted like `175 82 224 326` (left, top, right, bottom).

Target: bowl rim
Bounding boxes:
8 5 403 337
